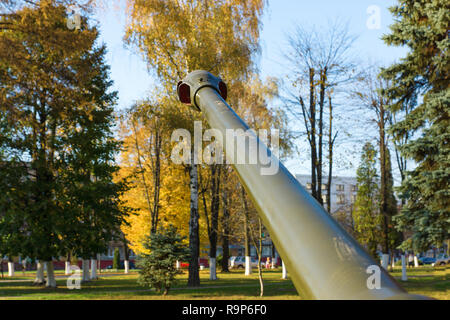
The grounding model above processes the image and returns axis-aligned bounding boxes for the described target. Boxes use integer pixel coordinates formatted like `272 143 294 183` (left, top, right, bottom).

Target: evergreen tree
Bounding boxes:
137 225 190 295
0 1 128 285
113 248 120 270
380 0 450 250
352 143 383 259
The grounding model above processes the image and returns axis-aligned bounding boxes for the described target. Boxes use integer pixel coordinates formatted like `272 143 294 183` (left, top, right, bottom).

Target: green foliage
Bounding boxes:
352 142 383 258
0 2 129 261
113 248 120 270
216 254 223 267
137 225 190 295
380 0 450 251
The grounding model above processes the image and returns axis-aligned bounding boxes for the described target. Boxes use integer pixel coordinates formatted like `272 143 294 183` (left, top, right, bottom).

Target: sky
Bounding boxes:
93 0 409 180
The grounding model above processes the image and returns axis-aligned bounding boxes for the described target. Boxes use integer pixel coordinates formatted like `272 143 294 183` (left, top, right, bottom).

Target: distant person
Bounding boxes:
408 253 414 268
265 257 271 269
22 258 27 275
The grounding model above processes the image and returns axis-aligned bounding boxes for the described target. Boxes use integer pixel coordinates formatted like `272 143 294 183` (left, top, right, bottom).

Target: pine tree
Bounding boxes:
380 0 450 250
352 143 383 259
137 225 190 295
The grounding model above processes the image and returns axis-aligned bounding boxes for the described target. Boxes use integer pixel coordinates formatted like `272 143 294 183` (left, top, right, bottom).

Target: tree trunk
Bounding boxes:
381 254 389 270
241 186 252 276
221 172 230 273
123 241 130 274
65 252 71 275
379 109 390 255
34 261 45 285
7 260 14 277
326 94 336 213
401 254 407 281
414 255 419 268
82 259 90 282
309 68 318 201
187 160 200 287
45 261 56 288
208 165 221 280
282 260 288 279
257 219 264 297
151 126 162 233
65 261 71 275
209 257 217 280
90 258 97 280
131 119 155 234
317 67 327 206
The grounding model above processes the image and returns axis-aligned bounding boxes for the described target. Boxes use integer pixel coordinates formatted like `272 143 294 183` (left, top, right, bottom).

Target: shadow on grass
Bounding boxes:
0 270 299 300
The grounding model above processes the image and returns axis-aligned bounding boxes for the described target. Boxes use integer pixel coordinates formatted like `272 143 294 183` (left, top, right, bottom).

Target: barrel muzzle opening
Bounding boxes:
177 70 227 111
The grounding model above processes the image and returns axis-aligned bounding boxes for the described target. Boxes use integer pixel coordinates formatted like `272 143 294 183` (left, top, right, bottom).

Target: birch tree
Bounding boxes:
283 21 357 209
123 0 265 287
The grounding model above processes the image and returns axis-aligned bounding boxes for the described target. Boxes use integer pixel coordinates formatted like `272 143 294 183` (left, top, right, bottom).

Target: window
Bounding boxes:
337 194 346 204
336 184 345 191
322 194 327 203
351 194 357 203
351 185 358 192
321 184 328 190
306 182 312 190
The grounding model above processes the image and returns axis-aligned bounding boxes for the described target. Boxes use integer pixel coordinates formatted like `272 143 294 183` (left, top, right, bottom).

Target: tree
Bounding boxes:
113 248 120 270
353 66 398 258
117 97 208 257
380 0 449 251
352 142 383 259
0 1 127 286
137 225 190 295
219 165 232 273
199 163 222 280
283 20 357 208
249 217 265 297
124 0 266 287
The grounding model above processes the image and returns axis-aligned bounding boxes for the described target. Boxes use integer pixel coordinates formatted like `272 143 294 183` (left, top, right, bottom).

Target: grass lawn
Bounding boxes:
0 266 448 300
390 265 449 300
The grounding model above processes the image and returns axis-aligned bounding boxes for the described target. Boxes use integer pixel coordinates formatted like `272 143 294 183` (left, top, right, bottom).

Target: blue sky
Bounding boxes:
94 0 409 179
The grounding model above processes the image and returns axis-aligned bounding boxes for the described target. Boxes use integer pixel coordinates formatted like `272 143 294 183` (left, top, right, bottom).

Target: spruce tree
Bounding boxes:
380 0 450 250
137 225 190 295
352 143 383 259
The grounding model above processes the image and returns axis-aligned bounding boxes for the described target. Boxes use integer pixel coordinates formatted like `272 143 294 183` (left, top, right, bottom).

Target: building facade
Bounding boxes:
295 174 358 214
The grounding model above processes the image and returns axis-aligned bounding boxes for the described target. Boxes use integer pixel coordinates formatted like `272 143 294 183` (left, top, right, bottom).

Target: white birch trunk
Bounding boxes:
34 261 45 284
209 257 217 280
7 262 14 277
282 261 288 279
381 254 389 270
45 261 57 288
65 261 71 275
90 259 97 279
176 260 180 270
414 256 419 268
82 259 90 282
245 256 252 275
124 260 129 274
401 255 407 281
